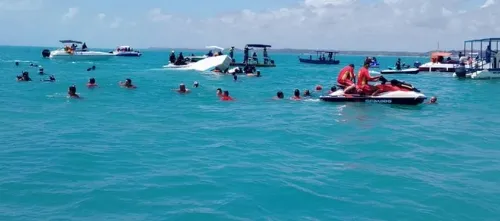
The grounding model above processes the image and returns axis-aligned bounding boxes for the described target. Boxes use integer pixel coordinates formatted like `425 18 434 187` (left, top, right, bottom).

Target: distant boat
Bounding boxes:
42 40 113 60
298 51 340 65
111 46 142 57
230 44 276 67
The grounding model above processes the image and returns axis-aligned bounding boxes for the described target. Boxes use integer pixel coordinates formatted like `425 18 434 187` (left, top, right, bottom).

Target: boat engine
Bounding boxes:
42 49 51 58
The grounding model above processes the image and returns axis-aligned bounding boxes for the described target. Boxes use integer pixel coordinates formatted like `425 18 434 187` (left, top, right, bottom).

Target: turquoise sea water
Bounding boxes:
1 46 500 220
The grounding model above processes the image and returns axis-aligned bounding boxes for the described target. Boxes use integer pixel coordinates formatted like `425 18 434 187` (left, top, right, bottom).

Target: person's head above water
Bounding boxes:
89 78 96 84
277 91 284 99
349 64 355 68
68 85 77 94
223 90 229 96
193 81 199 87
294 89 300 97
125 78 132 85
304 89 311 96
430 96 437 103
233 75 237 81
179 83 186 91
216 88 222 95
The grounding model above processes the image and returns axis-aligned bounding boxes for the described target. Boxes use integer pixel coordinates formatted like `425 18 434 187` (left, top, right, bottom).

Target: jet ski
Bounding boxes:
320 76 426 105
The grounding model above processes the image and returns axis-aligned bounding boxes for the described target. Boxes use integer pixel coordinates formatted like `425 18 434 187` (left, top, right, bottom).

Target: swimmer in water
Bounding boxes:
327 86 337 94
216 88 223 97
15 61 19 66
67 85 80 98
291 89 301 100
274 91 284 99
233 74 238 81
221 90 234 101
247 71 261 77
87 78 98 88
119 78 136 89
41 75 56 82
315 85 323 91
427 96 437 104
193 81 199 88
303 89 311 97
17 71 32 81
38 67 44 75
175 83 190 93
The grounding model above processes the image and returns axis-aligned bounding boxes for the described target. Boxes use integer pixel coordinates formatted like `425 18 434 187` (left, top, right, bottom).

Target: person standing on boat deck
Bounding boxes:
169 51 176 64
486 45 492 63
229 47 235 62
207 50 213 57
82 42 88 51
252 51 258 63
263 48 269 64
243 46 249 64
395 58 401 70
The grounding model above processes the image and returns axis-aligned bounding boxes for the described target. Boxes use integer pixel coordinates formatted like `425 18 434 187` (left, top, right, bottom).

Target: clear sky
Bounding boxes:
0 0 498 51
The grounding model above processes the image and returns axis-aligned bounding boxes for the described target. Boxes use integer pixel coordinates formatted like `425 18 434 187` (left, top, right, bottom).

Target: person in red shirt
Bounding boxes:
356 60 381 96
337 64 356 93
221 90 234 101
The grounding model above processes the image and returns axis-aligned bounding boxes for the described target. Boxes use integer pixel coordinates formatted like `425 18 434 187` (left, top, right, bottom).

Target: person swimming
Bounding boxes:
221 90 233 101
291 89 301 100
428 96 437 104
15 61 19 66
87 78 98 88
86 65 96 71
176 83 190 93
275 91 284 99
17 71 32 81
119 78 136 88
315 85 323 91
38 67 44 75
247 71 261 77
67 85 80 98
303 89 311 97
233 74 238 81
193 81 199 88
216 88 223 97
41 75 56 82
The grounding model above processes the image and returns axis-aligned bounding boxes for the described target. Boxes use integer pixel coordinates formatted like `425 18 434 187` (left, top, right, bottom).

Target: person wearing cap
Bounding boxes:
356 59 381 95
193 81 199 88
175 83 190 93
337 64 356 93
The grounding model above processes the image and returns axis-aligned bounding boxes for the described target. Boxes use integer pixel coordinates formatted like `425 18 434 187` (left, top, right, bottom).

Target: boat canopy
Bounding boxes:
205 46 224 51
246 44 272 48
316 50 339 54
464 38 500 43
431 52 452 58
60 40 83 44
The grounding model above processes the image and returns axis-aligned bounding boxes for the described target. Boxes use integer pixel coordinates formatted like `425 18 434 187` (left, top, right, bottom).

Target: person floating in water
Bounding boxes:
291 89 301 100
41 75 56 82
247 71 261 77
87 65 96 71
15 61 19 66
427 96 437 104
193 81 199 88
303 89 311 97
87 78 98 88
175 83 190 94
67 85 80 98
216 88 223 97
315 85 323 91
38 67 45 75
220 90 233 101
356 59 381 96
17 71 32 81
233 74 238 81
274 91 284 99
337 64 355 93
119 78 136 89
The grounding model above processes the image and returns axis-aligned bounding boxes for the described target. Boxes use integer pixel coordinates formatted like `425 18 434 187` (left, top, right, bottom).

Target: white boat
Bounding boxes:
111 46 141 57
453 38 500 79
163 55 232 72
184 46 225 63
418 52 459 72
42 40 113 60
380 68 419 74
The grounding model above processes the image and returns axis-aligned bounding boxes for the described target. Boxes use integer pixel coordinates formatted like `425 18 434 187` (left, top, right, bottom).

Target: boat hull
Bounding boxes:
319 95 426 105
113 52 142 57
49 50 113 60
418 62 457 72
298 58 340 65
380 68 419 74
230 62 276 67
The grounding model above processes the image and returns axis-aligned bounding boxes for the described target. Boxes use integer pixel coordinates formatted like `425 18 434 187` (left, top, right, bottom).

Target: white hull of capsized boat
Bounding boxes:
454 69 500 79
163 55 232 72
49 49 113 60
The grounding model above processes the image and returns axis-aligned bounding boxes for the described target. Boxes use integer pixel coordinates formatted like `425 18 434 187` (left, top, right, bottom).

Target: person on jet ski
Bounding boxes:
337 64 356 93
395 58 402 70
169 51 176 64
174 52 186 65
356 59 381 96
